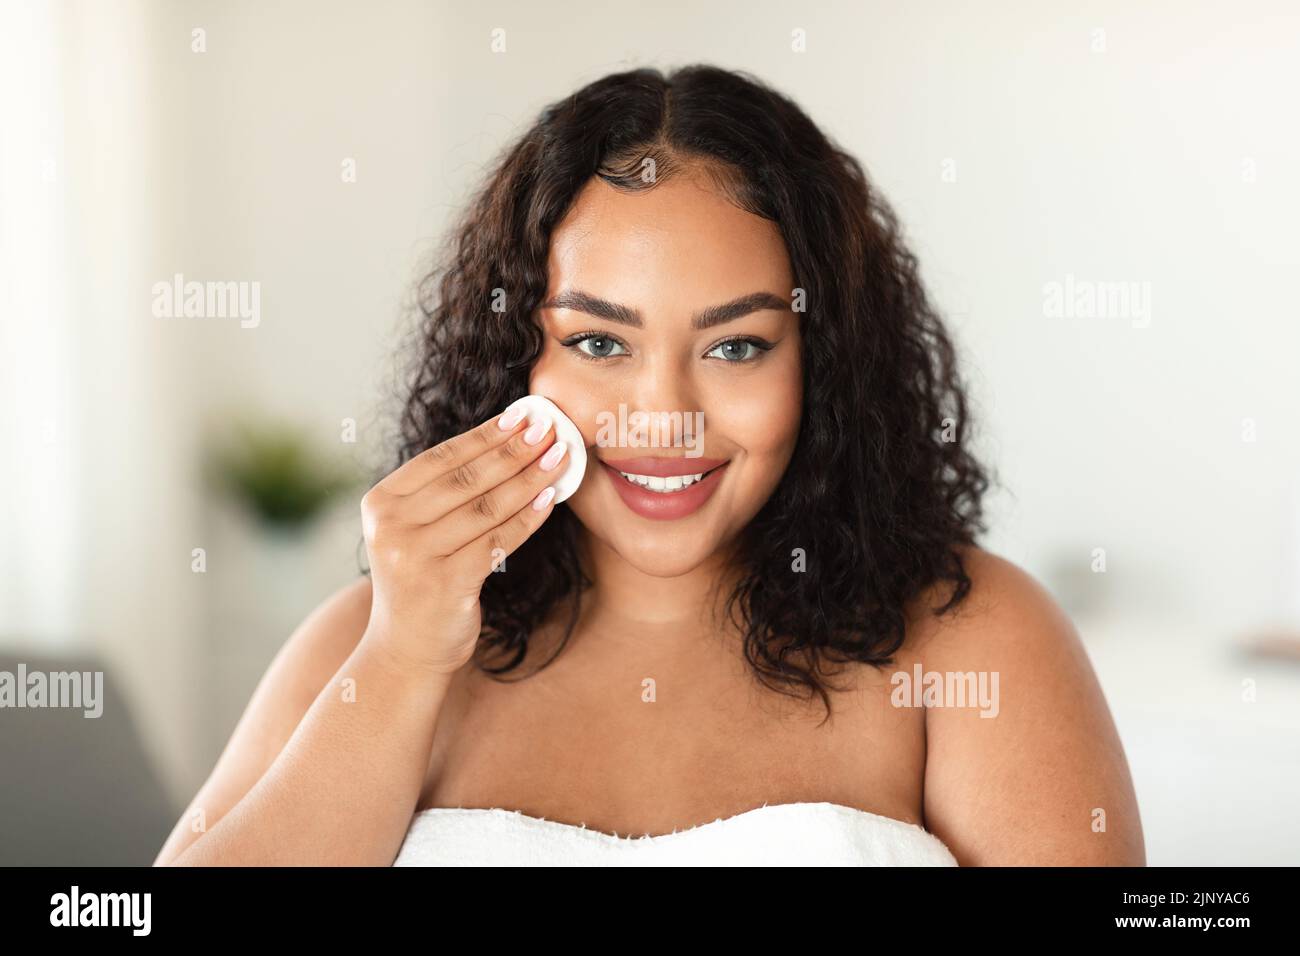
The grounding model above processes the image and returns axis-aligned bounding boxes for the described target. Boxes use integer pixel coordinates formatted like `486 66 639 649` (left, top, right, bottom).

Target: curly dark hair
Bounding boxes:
375 64 994 721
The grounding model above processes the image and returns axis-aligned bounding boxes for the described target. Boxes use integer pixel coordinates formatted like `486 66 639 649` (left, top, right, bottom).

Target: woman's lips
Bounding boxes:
600 457 729 520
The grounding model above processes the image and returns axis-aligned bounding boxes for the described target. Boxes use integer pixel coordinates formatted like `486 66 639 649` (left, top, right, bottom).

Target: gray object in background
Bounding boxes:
0 650 176 865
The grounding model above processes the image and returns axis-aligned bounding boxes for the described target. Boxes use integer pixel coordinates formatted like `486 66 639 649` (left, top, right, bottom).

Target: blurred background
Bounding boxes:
1 0 1297 865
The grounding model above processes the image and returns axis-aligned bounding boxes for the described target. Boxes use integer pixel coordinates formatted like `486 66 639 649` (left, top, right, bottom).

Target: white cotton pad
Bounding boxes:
501 394 588 503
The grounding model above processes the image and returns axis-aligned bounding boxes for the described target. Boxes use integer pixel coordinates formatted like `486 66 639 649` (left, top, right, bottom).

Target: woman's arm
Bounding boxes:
153 575 449 866
917 549 1146 865
155 409 564 865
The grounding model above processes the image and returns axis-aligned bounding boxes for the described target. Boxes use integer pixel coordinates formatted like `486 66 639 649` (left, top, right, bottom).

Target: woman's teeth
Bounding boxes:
617 470 707 493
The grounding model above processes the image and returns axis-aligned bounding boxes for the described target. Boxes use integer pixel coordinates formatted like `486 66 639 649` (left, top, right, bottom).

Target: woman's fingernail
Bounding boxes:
532 486 556 511
498 406 528 430
524 417 552 445
539 441 568 471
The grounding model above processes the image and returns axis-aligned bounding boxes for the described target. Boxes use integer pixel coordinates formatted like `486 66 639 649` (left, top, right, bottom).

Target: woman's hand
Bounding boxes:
359 406 568 675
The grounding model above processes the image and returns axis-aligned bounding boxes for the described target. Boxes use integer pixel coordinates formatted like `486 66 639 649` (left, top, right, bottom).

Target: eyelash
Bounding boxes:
559 331 775 364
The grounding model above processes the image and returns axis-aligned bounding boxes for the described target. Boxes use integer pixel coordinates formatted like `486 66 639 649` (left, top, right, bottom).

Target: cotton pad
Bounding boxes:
501 394 588 503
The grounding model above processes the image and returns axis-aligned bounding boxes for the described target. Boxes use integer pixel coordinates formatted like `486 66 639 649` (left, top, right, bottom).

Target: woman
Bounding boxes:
155 65 1144 866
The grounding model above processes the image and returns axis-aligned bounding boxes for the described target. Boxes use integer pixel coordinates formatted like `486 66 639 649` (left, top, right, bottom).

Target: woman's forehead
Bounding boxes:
546 175 793 311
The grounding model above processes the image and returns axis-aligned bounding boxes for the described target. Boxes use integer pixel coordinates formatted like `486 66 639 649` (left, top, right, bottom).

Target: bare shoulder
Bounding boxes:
212 573 375 776
153 575 374 864
257 574 375 717
903 545 1076 658
902 546 1145 866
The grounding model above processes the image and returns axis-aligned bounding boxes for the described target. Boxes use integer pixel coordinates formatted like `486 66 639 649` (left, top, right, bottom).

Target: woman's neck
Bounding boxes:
571 530 746 645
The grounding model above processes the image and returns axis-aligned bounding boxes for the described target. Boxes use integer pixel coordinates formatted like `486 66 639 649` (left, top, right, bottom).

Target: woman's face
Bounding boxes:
529 168 802 577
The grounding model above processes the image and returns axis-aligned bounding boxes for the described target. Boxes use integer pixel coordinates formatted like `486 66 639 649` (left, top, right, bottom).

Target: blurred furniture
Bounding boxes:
0 650 176 865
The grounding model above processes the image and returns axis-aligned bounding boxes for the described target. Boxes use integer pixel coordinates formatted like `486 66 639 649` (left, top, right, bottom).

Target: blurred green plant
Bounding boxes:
206 418 364 530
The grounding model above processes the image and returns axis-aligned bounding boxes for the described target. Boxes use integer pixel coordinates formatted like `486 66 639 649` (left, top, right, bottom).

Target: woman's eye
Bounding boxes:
706 338 768 362
562 332 771 363
573 335 628 359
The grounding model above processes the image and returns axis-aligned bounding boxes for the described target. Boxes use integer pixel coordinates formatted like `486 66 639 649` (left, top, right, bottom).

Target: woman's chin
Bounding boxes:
577 516 725 578
637 540 723 577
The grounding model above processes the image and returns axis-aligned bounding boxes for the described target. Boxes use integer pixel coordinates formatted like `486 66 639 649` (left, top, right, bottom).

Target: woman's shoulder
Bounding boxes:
900 545 1145 864
898 544 1100 731
247 575 376 732
901 544 1077 666
262 573 374 664
263 572 374 697
296 574 374 649
152 575 378 864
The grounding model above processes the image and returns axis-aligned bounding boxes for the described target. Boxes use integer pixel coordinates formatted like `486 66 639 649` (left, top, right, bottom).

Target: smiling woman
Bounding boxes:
154 63 1143 868
406 64 975 709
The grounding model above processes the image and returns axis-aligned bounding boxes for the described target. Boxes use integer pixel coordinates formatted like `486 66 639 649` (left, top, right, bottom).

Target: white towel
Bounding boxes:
392 801 958 866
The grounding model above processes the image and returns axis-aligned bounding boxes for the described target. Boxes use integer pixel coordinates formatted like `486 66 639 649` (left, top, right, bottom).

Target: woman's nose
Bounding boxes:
620 354 702 450
627 353 698 422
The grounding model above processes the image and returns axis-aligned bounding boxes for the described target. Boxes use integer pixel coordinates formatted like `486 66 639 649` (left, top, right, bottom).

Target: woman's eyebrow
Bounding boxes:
540 289 791 330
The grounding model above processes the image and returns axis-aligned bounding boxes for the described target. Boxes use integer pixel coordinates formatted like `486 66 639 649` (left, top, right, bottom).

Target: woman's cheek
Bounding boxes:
528 359 607 452
703 369 801 465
